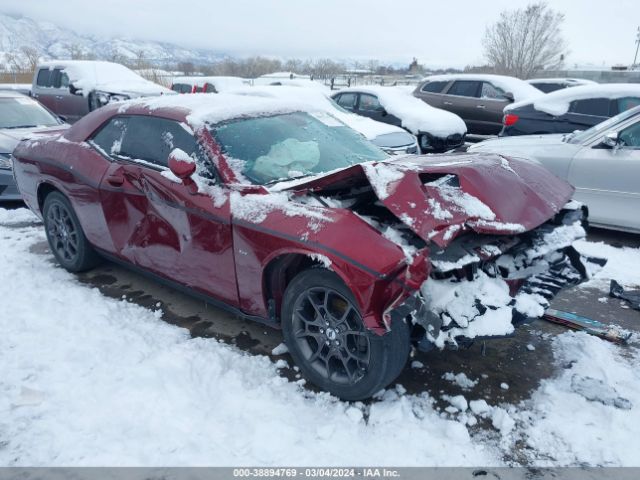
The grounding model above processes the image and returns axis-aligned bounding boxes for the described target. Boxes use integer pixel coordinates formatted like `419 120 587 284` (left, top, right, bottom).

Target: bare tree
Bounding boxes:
482 2 567 78
20 46 41 72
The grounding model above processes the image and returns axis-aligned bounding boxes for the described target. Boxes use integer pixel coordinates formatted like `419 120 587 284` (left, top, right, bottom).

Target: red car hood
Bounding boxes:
280 153 573 248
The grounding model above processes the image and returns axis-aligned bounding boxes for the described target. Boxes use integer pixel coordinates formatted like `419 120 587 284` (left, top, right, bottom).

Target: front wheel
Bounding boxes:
43 191 101 272
281 269 409 400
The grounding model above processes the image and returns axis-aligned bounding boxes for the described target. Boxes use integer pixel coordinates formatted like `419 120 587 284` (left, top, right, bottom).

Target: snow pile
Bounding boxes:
509 332 640 466
38 60 172 96
506 83 640 116
442 372 479 391
437 185 496 221
575 239 640 290
422 74 542 102
0 207 38 224
337 85 467 136
0 214 497 466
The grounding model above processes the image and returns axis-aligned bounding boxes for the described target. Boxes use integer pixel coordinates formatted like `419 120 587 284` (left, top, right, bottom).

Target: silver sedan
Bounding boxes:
469 106 640 234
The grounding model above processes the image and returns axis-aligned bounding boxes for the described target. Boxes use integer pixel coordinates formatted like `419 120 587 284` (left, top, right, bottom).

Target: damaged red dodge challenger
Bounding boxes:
12 94 604 400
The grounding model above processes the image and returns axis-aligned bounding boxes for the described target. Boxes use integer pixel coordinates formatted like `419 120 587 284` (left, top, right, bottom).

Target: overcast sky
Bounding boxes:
4 0 640 67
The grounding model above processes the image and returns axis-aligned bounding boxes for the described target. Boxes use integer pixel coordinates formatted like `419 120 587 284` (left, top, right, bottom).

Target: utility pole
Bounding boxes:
634 26 640 69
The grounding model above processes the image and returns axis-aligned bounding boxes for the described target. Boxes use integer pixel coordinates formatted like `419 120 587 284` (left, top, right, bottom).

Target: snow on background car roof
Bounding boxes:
172 76 248 92
423 74 542 102
506 83 640 116
228 85 411 140
337 85 467 137
526 78 597 85
37 60 173 96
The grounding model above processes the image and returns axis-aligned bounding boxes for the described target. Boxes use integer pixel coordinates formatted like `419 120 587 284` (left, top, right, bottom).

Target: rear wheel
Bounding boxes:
43 191 101 272
281 269 409 400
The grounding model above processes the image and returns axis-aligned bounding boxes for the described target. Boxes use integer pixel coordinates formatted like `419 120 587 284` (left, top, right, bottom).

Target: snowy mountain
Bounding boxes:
0 13 227 67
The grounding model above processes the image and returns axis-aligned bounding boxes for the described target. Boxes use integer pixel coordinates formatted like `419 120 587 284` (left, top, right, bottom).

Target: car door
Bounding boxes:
479 82 512 133
441 80 483 133
413 80 451 108
569 118 640 231
32 68 56 111
333 92 358 112
356 93 402 127
50 68 88 123
95 114 238 305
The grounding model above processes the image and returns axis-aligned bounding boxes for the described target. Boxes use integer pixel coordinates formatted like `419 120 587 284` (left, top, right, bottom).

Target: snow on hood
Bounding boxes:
228 85 408 141
39 61 173 97
422 74 542 102
278 153 573 247
506 83 640 116
468 133 569 151
338 86 467 137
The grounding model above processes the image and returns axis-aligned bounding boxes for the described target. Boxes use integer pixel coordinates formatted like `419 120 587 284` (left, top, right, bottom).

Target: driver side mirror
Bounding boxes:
69 83 82 96
503 92 515 102
380 108 388 117
601 131 620 148
168 150 196 179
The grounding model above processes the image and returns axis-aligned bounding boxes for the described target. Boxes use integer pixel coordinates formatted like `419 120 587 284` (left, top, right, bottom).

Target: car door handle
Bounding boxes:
106 173 124 187
477 105 486 109
443 101 453 106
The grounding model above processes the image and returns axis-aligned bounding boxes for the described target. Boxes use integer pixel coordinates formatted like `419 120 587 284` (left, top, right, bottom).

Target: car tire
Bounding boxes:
281 268 410 401
43 191 101 272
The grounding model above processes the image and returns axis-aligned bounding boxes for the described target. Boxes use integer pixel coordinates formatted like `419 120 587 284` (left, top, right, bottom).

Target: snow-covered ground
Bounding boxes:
1 207 639 466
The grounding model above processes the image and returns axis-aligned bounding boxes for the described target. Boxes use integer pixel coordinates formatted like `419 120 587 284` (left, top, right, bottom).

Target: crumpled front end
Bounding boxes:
389 204 606 350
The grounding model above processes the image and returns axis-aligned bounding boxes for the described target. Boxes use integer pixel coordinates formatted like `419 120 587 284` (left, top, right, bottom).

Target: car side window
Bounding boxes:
359 94 383 112
446 81 481 98
91 117 129 156
481 82 506 99
617 97 640 114
36 69 53 88
421 81 448 93
119 116 204 168
618 122 640 148
335 93 357 110
50 69 67 89
569 98 610 117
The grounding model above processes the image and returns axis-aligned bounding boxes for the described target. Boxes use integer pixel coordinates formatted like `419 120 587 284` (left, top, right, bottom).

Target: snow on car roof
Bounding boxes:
172 76 248 91
526 78 597 85
120 92 337 129
506 83 640 116
422 74 541 102
37 60 172 96
227 85 408 140
337 85 467 136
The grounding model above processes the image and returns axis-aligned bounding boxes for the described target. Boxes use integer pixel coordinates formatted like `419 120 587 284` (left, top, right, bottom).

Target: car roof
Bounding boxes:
63 93 322 142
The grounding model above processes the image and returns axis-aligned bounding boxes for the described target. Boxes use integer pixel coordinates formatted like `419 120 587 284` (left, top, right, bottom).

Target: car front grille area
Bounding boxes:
422 133 465 152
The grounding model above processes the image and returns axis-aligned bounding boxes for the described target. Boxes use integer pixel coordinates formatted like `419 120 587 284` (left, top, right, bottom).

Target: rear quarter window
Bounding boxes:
569 98 611 117
420 81 448 93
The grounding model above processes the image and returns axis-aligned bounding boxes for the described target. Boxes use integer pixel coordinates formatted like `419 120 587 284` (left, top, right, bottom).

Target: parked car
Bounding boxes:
331 86 466 152
31 60 173 123
469 105 640 233
413 74 541 135
12 94 601 400
170 76 247 94
1 91 68 201
500 83 640 136
527 78 597 93
231 85 419 155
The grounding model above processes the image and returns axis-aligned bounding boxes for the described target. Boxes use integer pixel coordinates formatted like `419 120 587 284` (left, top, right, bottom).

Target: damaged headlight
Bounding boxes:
0 153 12 170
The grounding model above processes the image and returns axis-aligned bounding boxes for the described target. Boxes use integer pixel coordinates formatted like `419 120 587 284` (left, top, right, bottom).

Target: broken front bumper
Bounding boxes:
389 206 606 350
